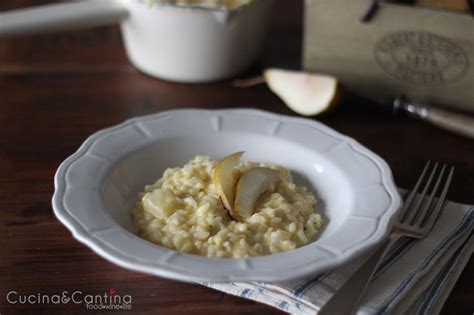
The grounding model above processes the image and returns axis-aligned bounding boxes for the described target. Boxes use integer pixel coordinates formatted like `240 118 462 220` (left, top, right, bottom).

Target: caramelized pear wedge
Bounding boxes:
264 68 340 116
213 151 245 215
233 167 281 221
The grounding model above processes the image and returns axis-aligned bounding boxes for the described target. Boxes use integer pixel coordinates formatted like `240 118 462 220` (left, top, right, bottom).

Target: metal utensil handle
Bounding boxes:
0 0 128 37
395 97 474 139
319 234 402 315
424 106 474 139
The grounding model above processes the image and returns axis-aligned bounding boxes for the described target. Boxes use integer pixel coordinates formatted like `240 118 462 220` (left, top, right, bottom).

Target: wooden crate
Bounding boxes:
303 0 474 112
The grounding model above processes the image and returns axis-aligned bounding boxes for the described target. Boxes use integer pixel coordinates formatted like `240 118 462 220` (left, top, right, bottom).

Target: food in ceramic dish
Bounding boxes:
133 153 323 258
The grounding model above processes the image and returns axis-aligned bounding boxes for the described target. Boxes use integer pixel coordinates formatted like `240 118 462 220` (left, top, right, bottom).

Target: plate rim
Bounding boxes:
52 108 401 282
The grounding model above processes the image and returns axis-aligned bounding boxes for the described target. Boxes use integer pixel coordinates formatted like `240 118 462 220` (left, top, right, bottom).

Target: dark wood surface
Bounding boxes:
0 1 472 314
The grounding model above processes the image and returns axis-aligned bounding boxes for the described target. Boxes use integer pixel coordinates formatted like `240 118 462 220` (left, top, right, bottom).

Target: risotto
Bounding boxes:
133 155 323 258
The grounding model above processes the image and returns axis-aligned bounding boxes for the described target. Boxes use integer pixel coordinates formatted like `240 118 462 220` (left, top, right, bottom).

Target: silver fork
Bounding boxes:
320 161 454 315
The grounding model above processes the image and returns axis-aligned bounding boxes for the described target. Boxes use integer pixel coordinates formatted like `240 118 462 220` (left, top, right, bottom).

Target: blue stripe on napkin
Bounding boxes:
295 301 303 310
376 209 473 314
277 300 289 311
240 288 252 297
293 272 329 297
417 231 472 314
373 237 417 279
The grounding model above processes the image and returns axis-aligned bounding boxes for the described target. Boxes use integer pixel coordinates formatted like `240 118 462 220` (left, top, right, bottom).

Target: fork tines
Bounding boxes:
398 161 454 233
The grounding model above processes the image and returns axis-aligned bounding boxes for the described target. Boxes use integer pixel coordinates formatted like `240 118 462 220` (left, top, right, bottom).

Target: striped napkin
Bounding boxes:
202 198 473 314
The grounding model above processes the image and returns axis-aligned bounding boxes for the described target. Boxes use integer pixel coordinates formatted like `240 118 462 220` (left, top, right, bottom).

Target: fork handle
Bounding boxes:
319 234 403 315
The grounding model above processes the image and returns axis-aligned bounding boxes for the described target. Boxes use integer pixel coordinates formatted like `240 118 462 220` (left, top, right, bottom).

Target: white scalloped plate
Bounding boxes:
52 109 401 282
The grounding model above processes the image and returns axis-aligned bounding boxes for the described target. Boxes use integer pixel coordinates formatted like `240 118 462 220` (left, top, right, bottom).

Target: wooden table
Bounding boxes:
1 1 472 314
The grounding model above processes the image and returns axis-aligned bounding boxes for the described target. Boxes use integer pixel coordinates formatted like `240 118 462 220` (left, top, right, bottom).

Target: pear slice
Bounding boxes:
143 188 179 218
213 151 245 215
264 68 340 116
233 167 281 220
